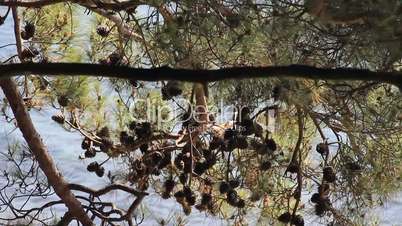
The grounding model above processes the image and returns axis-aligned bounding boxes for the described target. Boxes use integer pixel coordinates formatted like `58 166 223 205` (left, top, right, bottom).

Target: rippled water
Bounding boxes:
0 7 401 226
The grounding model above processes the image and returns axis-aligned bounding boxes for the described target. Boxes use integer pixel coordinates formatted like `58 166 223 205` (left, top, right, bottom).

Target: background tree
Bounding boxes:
0 0 401 225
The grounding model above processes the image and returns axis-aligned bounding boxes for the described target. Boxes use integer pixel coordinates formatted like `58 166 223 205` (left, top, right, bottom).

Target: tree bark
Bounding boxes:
0 63 401 86
56 212 73 226
0 78 94 226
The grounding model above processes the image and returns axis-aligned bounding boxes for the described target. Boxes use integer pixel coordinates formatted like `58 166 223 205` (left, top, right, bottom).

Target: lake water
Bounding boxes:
0 6 401 226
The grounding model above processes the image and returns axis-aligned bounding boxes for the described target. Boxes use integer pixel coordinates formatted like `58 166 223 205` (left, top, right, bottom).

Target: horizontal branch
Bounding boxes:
0 62 401 85
69 183 147 223
69 183 148 197
0 0 64 8
0 0 138 10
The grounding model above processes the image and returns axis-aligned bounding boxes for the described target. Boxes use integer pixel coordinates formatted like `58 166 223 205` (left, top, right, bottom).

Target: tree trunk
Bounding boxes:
0 78 94 226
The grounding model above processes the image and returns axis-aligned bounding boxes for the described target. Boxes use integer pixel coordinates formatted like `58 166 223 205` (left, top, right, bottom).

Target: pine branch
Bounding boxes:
0 62 401 86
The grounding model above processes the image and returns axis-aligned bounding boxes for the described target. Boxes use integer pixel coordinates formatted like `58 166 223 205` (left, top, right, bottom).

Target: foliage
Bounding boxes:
0 0 401 225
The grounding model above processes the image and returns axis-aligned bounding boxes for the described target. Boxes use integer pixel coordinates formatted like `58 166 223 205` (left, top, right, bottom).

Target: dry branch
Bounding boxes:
0 62 401 86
